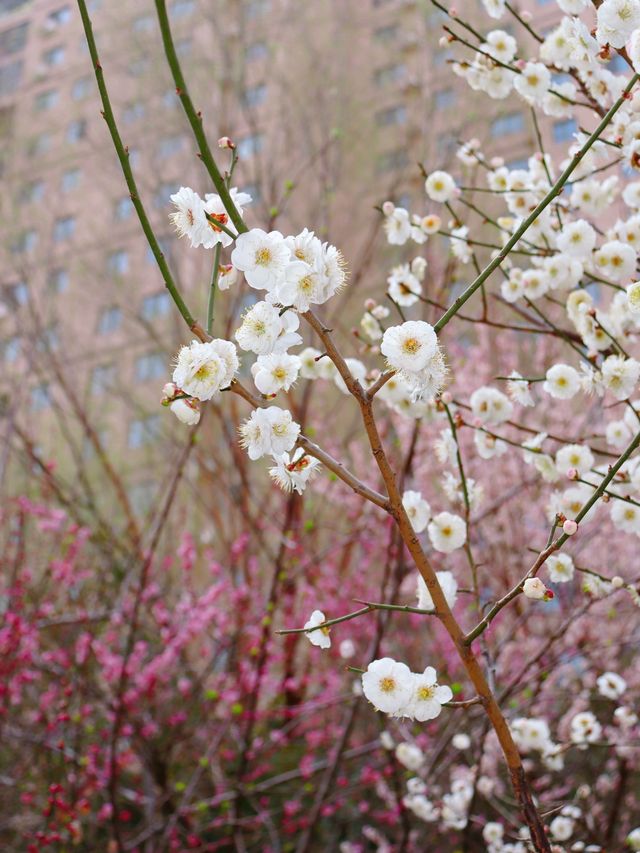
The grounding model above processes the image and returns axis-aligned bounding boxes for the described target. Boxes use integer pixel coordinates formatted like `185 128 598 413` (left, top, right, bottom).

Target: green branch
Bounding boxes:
154 0 248 235
76 0 205 340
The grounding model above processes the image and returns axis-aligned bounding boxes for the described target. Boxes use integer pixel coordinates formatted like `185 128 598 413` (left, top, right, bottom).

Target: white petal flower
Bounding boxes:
570 710 602 744
506 371 534 406
470 386 513 425
555 444 594 476
235 301 284 355
403 490 431 533
303 609 331 649
361 657 413 714
597 671 627 699
428 512 466 553
425 170 456 203
556 220 597 259
543 364 581 399
172 339 238 400
406 667 453 721
202 187 252 248
170 397 200 425
269 448 320 494
394 742 424 770
384 207 412 246
523 577 551 600
276 260 320 311
547 553 575 583
596 0 640 48
239 406 300 460
387 264 422 307
381 321 438 373
231 228 291 291
416 570 457 611
514 62 551 104
252 352 301 395
169 186 209 248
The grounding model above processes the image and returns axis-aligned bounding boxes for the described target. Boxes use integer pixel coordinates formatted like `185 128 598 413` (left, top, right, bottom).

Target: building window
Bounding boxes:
0 59 23 96
135 351 166 381
3 336 20 363
242 83 267 108
491 112 525 136
245 40 268 61
157 135 185 158
61 167 81 192
34 89 58 111
46 6 72 28
123 101 145 123
97 305 122 334
11 230 37 254
20 180 45 203
141 291 171 320
90 363 115 395
66 119 87 142
107 250 128 275
237 133 263 158
31 383 51 411
435 88 455 110
71 75 91 100
42 45 65 67
53 216 75 242
49 268 69 293
114 196 134 221
377 149 409 173
0 21 28 56
376 104 407 126
170 0 195 17
374 63 406 87
128 414 161 448
133 13 154 32
553 118 578 143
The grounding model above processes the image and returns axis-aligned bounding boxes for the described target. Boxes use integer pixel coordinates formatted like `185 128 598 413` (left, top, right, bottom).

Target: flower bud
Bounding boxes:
441 391 453 405
566 467 579 481
364 298 377 311
162 382 177 398
218 136 235 150
382 200 395 216
611 575 624 588
523 577 553 600
170 398 201 426
563 519 578 536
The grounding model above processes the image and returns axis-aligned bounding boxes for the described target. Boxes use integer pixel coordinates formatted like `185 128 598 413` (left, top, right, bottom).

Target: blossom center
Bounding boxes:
379 676 396 693
255 247 273 266
417 684 436 701
402 337 421 355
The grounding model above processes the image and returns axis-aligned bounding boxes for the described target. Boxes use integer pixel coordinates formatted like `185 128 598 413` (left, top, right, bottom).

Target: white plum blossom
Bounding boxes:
470 386 513 425
169 186 208 247
514 62 551 104
303 609 331 649
417 570 458 612
252 352 301 395
550 815 574 842
361 657 413 714
555 444 594 476
610 498 640 533
202 187 252 248
406 667 453 721
269 448 320 494
601 355 640 399
627 281 640 314
384 206 412 245
523 577 552 600
239 406 300 460
231 229 291 291
596 0 640 48
543 364 581 399
276 260 320 311
394 742 424 770
381 321 438 373
235 301 284 355
428 512 467 554
170 397 200 425
403 490 431 533
547 553 575 583
597 671 627 699
173 339 239 400
387 264 422 307
556 220 597 259
425 170 456 203
570 710 603 744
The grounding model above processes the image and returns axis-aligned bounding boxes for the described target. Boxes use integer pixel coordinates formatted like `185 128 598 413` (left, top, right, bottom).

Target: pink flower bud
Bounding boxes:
162 382 177 398
521 9 532 21
515 59 526 70
218 136 235 150
441 391 453 405
563 519 578 536
566 467 579 481
364 298 377 311
382 201 395 216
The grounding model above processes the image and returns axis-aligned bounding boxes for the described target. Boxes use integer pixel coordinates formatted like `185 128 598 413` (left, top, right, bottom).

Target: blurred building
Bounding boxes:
0 0 609 521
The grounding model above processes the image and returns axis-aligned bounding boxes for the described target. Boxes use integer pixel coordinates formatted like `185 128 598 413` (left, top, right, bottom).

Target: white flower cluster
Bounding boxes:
361 657 453 721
